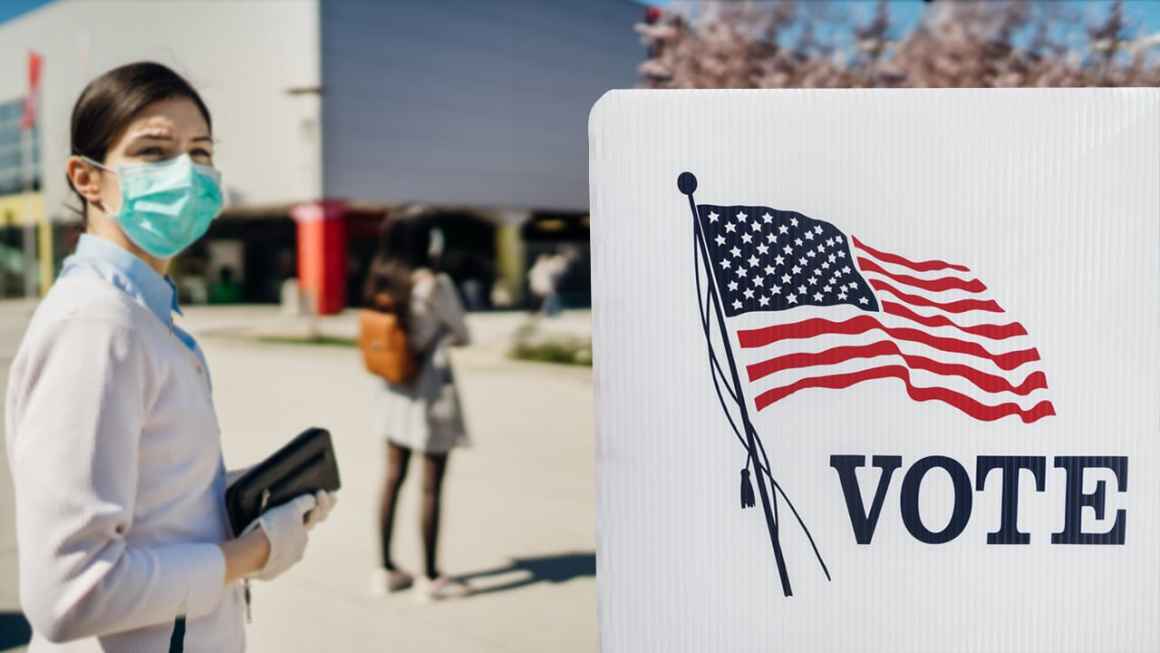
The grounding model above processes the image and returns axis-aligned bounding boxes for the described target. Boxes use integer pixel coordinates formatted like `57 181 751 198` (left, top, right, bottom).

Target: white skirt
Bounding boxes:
372 348 469 454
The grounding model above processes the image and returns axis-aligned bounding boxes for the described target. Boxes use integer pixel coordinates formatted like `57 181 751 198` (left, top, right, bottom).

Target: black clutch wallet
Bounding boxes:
225 427 342 537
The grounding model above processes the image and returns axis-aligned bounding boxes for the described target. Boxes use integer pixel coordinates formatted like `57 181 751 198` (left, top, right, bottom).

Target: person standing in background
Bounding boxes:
529 249 570 317
528 253 553 314
364 219 472 601
208 265 243 304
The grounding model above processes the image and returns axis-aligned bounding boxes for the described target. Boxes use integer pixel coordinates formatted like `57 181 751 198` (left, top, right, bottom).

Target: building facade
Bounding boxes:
0 0 644 311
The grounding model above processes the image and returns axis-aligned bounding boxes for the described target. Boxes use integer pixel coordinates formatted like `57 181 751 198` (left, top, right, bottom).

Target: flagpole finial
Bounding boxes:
677 172 697 196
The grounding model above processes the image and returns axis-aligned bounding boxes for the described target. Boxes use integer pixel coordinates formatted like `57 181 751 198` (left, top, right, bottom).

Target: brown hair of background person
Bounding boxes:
66 61 213 227
363 218 433 329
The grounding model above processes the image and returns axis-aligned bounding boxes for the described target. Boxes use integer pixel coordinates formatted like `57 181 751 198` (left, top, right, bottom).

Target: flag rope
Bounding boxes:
683 172 793 596
693 214 831 583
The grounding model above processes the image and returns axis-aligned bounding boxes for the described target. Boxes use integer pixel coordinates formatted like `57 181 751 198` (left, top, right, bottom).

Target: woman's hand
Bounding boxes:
305 490 337 529
246 494 318 581
220 529 271 584
220 494 315 584
218 490 337 585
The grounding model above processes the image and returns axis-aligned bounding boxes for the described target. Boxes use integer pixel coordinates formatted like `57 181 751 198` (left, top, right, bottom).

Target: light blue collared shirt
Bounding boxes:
60 234 206 372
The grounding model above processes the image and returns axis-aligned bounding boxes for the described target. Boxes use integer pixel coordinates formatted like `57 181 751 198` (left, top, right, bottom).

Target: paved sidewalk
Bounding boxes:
0 305 595 652
176 304 593 348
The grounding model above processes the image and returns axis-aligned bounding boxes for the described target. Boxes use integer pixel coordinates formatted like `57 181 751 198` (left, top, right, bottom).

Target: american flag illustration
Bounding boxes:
677 172 1053 599
696 202 1055 424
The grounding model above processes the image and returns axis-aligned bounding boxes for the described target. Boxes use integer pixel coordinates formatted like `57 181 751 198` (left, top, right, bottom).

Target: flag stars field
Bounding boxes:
698 204 881 314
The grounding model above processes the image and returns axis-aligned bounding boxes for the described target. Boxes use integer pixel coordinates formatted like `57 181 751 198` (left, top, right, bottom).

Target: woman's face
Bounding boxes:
67 96 214 266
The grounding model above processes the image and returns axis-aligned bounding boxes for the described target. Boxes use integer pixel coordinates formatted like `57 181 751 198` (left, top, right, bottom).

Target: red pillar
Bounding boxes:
291 200 347 315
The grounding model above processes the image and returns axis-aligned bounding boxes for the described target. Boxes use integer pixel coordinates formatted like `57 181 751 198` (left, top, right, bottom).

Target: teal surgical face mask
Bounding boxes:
83 153 223 259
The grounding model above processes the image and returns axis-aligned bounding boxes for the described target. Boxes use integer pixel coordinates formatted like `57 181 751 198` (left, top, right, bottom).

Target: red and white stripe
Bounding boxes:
731 236 1055 423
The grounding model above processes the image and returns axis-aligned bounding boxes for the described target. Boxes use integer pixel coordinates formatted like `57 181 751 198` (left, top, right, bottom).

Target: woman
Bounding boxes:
4 62 336 652
365 219 471 601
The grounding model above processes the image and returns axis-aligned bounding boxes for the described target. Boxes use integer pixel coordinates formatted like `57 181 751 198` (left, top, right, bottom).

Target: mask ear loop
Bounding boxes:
80 154 183 173
79 155 115 174
76 155 118 219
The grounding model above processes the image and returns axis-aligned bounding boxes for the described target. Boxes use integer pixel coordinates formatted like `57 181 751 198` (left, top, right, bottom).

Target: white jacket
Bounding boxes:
5 235 246 652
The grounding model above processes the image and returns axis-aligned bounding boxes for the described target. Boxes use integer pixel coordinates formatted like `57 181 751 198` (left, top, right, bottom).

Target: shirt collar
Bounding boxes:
69 234 183 324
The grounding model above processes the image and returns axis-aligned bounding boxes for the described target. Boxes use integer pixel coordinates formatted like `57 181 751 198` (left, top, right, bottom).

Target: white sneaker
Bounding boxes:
414 575 471 603
369 568 414 597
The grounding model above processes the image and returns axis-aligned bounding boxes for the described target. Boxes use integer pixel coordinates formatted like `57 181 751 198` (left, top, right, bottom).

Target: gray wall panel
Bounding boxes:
321 0 643 211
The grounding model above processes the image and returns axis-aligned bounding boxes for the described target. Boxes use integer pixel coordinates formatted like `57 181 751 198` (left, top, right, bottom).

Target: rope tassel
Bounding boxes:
740 468 756 509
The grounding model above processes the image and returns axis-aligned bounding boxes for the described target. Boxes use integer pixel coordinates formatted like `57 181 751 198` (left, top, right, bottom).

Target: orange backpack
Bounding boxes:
358 294 417 384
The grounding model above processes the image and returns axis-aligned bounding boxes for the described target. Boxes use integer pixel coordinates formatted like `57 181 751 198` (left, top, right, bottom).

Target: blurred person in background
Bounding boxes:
364 219 472 601
461 276 484 311
4 62 336 652
208 265 243 304
459 254 491 311
529 248 573 317
528 252 555 315
269 249 295 305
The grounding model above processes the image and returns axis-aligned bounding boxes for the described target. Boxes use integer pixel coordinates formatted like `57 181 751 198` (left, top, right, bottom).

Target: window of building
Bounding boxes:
0 98 41 196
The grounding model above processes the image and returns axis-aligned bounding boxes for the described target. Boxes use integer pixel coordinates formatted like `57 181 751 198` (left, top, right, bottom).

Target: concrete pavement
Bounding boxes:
0 304 596 652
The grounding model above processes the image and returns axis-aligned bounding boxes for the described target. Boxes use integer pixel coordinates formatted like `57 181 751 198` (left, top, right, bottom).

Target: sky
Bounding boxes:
0 0 50 25
636 1 1160 44
885 1 1160 43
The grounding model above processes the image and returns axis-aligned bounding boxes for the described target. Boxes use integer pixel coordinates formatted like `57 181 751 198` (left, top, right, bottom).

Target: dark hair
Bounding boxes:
362 219 432 328
68 62 213 226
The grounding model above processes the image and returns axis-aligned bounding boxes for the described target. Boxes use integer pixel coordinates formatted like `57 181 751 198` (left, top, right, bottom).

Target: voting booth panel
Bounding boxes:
589 89 1160 652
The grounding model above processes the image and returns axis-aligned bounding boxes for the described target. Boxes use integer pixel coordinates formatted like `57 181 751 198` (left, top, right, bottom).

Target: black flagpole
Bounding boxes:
679 172 793 597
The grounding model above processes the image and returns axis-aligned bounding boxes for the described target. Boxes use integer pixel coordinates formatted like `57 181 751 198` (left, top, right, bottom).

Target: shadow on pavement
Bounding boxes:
460 551 595 597
0 612 31 650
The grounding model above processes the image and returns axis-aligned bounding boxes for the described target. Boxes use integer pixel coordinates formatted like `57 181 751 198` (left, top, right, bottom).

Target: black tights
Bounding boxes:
379 442 449 579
